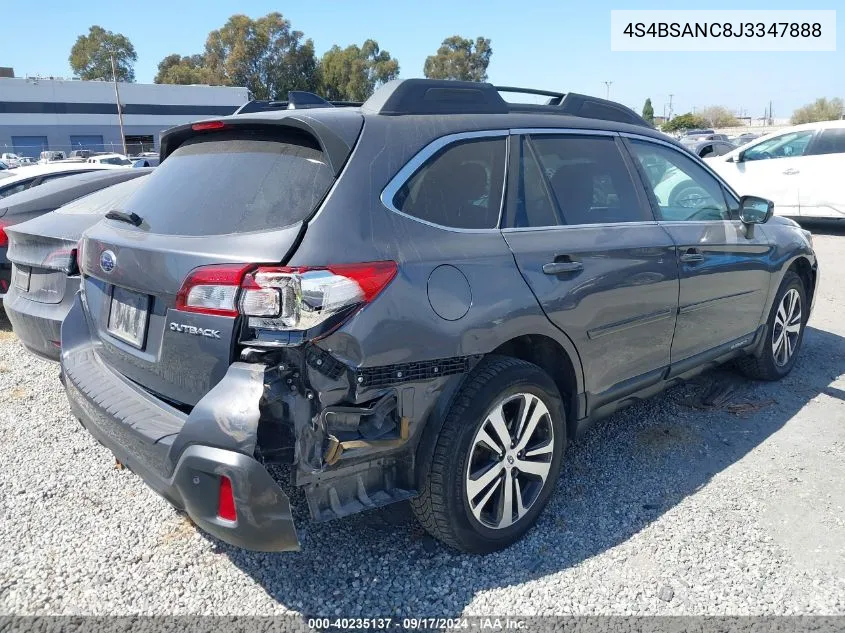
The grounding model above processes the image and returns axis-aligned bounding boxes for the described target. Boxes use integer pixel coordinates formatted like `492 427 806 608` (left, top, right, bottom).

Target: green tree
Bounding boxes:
204 13 319 99
154 54 224 85
642 98 654 124
69 25 137 82
319 40 399 101
423 36 492 82
697 105 740 128
791 97 844 124
661 112 707 132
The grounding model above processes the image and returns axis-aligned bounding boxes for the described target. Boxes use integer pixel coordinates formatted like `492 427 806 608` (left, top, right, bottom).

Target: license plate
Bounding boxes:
14 265 30 292
107 287 150 349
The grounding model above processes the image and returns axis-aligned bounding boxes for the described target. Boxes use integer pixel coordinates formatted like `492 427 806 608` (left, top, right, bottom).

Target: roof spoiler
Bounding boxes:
159 112 363 177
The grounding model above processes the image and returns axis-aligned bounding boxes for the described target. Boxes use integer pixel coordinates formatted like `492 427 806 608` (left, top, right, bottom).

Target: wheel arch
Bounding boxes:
788 255 817 311
413 332 584 489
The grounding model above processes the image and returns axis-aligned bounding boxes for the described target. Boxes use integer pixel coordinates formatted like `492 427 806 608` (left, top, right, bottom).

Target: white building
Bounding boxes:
0 74 250 157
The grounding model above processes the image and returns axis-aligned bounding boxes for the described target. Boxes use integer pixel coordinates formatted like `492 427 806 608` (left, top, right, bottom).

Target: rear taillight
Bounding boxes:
175 261 397 333
240 262 397 332
217 476 236 522
0 221 9 248
175 264 254 317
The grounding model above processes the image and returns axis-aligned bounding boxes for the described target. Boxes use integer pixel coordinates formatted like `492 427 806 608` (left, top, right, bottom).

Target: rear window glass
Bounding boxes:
55 176 149 215
392 138 506 229
121 132 334 235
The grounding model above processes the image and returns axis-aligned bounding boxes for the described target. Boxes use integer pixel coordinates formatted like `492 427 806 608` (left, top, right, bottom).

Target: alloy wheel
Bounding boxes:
465 393 555 530
772 288 802 367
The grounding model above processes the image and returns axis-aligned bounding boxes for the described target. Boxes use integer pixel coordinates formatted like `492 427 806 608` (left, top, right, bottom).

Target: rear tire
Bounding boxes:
737 270 807 381
411 356 566 553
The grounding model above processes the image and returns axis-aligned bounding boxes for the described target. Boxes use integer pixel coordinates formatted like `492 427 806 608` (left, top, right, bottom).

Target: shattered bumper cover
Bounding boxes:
60 296 299 552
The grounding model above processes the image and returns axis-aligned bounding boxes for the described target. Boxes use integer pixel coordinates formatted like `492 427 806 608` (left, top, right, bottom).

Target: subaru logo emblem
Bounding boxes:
100 250 116 273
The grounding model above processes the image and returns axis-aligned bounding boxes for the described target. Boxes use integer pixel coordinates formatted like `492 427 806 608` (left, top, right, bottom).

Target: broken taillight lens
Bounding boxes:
239 262 398 332
174 261 397 334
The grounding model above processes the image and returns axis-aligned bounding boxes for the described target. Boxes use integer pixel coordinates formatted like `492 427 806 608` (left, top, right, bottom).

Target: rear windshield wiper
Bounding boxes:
105 210 143 226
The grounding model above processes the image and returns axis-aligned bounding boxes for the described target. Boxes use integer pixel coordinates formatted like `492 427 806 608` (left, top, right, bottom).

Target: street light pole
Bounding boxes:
111 54 128 156
603 81 613 100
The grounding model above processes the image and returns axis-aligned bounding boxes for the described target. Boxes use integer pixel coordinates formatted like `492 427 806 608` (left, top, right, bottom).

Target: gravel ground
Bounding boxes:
1 227 845 618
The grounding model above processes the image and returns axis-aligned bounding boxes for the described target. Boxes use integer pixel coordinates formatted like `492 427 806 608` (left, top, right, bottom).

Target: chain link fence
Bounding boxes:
2 140 156 160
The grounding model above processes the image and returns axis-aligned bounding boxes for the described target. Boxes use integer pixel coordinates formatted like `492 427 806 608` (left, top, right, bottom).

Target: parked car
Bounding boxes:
132 156 160 168
4 172 151 357
61 79 817 554
728 132 761 147
1 153 21 168
39 151 67 163
69 150 92 160
0 161 9 171
0 168 151 304
705 120 845 219
17 157 38 167
0 163 119 200
686 139 737 159
86 153 133 167
683 128 716 136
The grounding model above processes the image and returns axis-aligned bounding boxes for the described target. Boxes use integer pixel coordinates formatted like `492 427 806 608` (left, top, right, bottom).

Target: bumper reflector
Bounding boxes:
218 476 237 521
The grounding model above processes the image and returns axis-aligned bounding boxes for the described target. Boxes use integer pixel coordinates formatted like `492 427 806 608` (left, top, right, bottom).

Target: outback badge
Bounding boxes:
169 322 222 339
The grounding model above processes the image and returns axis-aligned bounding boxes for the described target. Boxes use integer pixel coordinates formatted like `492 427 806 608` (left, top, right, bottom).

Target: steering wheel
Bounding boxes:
669 183 710 209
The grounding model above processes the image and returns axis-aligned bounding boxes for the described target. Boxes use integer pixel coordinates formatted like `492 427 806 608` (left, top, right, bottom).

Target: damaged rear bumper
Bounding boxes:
61 296 299 552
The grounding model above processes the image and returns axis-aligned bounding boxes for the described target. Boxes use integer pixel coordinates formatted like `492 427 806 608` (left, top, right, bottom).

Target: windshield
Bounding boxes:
120 132 334 235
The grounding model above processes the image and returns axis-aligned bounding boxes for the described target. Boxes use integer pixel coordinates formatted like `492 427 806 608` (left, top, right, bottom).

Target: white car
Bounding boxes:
1 153 20 168
86 153 133 167
705 120 845 219
0 163 118 199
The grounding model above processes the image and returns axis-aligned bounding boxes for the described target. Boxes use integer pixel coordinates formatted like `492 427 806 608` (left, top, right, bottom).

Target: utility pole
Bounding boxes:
111 54 128 156
668 93 674 120
603 81 613 100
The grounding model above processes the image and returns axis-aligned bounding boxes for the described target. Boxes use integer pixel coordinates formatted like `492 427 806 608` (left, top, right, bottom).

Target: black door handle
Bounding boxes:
679 248 705 263
543 261 584 274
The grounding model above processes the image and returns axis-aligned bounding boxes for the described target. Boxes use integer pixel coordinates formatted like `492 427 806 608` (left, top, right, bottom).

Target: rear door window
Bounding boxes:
808 128 845 156
392 137 506 229
121 130 335 235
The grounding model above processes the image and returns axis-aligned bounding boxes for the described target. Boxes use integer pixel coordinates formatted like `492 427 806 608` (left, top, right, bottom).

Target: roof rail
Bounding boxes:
494 86 565 105
362 79 652 128
234 93 364 115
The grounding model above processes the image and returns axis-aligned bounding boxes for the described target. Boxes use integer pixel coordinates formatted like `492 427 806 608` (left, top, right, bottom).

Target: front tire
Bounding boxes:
737 270 807 381
411 356 566 553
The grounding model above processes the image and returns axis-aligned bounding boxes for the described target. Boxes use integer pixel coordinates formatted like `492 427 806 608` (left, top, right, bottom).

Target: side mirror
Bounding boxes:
739 195 774 225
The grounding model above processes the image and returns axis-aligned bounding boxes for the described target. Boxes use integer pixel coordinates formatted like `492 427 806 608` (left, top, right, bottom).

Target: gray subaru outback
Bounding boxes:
61 79 818 554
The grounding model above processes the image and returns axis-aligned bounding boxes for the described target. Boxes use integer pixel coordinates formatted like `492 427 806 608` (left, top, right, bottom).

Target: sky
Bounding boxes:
3 0 843 120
